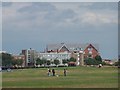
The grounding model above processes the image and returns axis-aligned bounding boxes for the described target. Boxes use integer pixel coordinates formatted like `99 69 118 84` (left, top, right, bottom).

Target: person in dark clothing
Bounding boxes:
64 69 67 76
52 69 55 76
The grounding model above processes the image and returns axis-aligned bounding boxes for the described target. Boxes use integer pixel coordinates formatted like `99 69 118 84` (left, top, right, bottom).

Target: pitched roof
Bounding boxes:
47 43 99 51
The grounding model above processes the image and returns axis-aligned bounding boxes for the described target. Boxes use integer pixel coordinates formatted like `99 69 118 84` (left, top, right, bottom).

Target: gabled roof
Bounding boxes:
47 43 99 51
58 44 70 51
47 43 64 51
84 43 99 51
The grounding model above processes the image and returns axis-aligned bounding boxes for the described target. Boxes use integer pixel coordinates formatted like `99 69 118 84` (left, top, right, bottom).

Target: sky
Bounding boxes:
2 2 118 60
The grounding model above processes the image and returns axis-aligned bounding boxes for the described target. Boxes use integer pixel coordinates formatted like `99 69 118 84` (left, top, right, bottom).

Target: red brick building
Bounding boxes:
84 44 99 59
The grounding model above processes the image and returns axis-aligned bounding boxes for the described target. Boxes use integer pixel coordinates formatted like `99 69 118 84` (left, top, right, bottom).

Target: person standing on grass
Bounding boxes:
52 69 55 76
64 69 67 76
47 68 51 76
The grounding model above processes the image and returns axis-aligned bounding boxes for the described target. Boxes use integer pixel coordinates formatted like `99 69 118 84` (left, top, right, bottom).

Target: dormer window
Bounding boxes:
80 48 83 50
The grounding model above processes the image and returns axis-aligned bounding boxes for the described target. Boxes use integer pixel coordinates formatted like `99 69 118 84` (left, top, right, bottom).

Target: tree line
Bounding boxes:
36 57 77 66
1 53 23 67
84 55 103 65
2 52 118 68
2 52 103 67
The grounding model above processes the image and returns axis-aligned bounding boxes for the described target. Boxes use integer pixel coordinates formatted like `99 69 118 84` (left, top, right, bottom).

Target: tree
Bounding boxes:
2 53 13 67
114 61 120 66
95 55 102 63
62 59 68 65
42 58 47 66
54 59 60 66
36 58 43 65
84 58 99 65
16 59 23 66
12 59 17 66
47 60 51 66
84 55 103 65
12 59 23 67
69 57 76 62
0 54 2 66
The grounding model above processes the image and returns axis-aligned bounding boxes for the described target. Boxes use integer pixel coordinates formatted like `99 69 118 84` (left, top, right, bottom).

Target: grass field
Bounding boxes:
2 66 118 88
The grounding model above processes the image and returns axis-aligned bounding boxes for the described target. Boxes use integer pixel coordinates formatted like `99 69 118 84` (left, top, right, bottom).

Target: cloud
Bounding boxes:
81 12 98 24
2 2 118 59
80 12 117 26
2 2 12 7
44 9 76 26
2 2 118 31
2 2 33 22
0 2 1 50
18 2 56 13
79 2 118 10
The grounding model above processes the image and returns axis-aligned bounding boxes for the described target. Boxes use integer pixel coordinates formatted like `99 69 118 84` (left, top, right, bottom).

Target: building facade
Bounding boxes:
39 52 71 65
20 43 100 67
45 43 99 66
21 48 38 67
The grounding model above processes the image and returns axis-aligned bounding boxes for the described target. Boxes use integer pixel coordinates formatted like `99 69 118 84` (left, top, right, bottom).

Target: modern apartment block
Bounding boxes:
21 48 38 67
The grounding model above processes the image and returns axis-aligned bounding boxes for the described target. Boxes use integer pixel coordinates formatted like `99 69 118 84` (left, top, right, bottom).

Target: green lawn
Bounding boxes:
2 66 118 88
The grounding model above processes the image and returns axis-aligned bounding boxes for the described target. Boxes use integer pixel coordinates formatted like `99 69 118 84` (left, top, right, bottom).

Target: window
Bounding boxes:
89 51 92 54
88 54 92 58
52 55 55 57
62 54 66 57
80 48 83 50
88 47 93 51
74 51 77 53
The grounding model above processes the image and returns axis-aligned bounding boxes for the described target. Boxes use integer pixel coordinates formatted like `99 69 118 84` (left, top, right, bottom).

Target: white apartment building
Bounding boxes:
38 52 71 65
